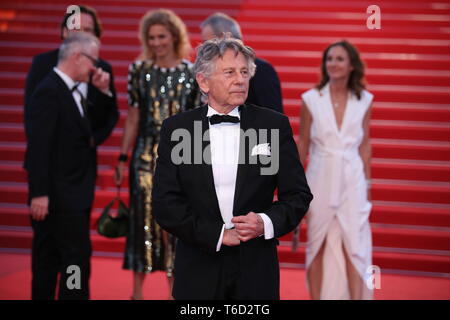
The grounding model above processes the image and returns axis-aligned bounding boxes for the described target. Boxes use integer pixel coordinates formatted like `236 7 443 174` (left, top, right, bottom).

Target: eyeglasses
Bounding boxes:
81 52 99 68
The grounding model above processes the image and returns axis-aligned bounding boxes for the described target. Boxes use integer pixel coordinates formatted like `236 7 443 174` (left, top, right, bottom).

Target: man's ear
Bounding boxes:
73 51 82 66
196 73 209 95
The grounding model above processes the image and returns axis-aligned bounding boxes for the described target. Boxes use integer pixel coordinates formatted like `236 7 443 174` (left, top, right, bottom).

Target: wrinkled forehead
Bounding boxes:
214 49 249 67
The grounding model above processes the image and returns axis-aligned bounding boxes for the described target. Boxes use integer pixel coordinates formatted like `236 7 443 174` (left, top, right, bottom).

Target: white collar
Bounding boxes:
207 105 240 119
53 67 78 91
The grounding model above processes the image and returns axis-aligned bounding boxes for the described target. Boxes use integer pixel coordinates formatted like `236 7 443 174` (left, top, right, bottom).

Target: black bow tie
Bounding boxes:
209 114 240 125
71 83 81 93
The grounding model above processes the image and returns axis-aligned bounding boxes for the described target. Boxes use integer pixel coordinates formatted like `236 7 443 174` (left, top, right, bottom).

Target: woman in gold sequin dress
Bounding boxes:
114 9 199 300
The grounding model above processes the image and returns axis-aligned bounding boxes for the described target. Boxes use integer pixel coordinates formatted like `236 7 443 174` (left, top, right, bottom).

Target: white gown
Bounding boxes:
302 83 374 300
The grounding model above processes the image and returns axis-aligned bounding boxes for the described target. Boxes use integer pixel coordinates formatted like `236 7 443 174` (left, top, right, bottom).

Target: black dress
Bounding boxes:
123 59 200 274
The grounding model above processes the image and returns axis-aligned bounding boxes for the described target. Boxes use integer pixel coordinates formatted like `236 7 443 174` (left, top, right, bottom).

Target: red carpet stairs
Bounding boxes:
0 0 449 277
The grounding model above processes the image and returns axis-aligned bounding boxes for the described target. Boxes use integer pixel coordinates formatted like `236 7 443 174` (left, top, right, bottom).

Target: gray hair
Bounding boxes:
58 32 100 62
193 37 256 78
200 12 242 40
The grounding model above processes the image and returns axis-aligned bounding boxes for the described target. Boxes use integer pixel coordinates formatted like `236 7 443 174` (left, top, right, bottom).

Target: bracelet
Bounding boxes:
118 153 128 162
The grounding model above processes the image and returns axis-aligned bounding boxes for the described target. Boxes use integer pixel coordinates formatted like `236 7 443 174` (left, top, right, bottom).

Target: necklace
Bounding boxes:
330 89 348 109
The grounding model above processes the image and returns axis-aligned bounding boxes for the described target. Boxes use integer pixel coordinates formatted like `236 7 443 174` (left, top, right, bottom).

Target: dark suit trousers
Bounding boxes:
213 245 241 300
31 210 92 300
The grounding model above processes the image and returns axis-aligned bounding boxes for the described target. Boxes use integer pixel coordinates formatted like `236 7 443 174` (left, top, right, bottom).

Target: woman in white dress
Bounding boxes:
299 41 373 300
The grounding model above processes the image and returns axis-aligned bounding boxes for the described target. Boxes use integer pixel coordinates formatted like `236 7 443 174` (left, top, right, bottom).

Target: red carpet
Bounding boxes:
0 252 449 300
0 0 449 298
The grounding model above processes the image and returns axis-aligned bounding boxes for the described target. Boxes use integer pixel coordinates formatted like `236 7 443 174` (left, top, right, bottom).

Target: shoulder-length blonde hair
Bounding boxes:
316 40 366 100
138 9 191 61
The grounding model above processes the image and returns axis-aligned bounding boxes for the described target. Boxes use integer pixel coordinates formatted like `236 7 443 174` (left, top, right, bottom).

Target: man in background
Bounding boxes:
200 12 283 113
26 32 110 300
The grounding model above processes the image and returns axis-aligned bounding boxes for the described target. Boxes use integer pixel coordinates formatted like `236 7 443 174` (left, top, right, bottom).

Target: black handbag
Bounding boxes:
97 187 129 238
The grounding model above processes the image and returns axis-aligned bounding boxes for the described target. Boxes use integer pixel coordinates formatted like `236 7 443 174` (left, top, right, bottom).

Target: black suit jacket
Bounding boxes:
24 49 119 148
152 104 312 299
247 58 283 113
26 71 97 214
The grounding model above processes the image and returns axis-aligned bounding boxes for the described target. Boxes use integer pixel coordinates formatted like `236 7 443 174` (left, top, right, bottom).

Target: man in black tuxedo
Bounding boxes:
152 38 312 299
201 12 284 113
26 32 112 299
24 4 118 150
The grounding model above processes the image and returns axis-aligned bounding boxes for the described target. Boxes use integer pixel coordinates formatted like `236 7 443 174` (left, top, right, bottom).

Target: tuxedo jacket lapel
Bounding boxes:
233 105 252 215
199 106 222 216
52 71 91 136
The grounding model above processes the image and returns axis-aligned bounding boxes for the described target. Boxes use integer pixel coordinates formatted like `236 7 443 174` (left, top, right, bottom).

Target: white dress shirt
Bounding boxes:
207 106 274 252
53 67 87 117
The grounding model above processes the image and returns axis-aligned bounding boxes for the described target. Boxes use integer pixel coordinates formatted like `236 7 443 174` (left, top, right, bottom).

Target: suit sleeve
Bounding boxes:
26 86 59 198
152 119 224 254
89 62 119 146
248 61 283 113
24 55 50 139
264 115 313 238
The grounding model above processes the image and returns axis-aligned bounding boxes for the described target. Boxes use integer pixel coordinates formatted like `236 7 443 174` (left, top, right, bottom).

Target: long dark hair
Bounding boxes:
316 40 366 100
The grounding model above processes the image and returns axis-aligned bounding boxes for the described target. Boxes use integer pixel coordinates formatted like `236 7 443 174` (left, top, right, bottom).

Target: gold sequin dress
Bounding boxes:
123 60 200 274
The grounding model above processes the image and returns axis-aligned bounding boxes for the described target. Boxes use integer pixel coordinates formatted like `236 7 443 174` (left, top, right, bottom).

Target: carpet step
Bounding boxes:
3 102 450 124
282 82 450 103
2 75 450 105
0 125 123 147
371 180 450 205
1 45 449 70
3 89 450 123
277 67 450 87
1 197 450 230
1 178 449 205
292 119 450 141
2 119 449 146
4 66 450 88
277 246 450 274
369 139 450 161
0 229 125 253
3 32 450 56
3 83 450 109
284 102 450 121
2 137 450 163
0 107 128 127
370 201 450 227
1 157 448 184
2 57 450 89
277 224 450 251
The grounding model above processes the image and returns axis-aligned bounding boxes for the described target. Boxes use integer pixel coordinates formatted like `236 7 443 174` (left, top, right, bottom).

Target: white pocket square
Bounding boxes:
251 143 271 156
